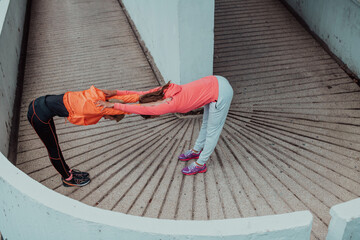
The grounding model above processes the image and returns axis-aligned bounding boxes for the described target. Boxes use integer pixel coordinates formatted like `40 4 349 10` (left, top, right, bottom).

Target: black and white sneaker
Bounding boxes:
62 174 90 187
70 169 90 178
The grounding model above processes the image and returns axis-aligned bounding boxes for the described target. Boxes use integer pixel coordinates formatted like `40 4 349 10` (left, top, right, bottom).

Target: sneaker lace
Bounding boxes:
188 162 197 170
74 175 87 183
185 149 194 157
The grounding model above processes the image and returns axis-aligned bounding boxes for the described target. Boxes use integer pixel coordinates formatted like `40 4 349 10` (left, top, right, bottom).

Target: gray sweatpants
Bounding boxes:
193 76 233 165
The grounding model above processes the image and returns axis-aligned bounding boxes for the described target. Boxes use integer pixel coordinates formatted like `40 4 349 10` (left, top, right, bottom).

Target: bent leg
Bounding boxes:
196 76 233 165
27 98 71 179
193 104 209 152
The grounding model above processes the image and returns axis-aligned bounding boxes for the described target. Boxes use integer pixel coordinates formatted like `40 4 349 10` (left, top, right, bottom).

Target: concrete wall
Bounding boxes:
0 152 313 240
121 0 214 85
283 0 360 79
326 198 360 240
0 0 27 157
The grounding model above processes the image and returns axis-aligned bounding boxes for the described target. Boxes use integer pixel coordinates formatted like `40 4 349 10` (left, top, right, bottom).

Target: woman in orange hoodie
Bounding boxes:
27 86 139 187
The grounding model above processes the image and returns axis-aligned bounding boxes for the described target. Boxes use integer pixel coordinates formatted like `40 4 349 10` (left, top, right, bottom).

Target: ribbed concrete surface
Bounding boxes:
16 0 360 239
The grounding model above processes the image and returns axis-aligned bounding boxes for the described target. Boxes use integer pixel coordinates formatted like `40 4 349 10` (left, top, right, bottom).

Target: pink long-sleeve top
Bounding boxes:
114 75 219 115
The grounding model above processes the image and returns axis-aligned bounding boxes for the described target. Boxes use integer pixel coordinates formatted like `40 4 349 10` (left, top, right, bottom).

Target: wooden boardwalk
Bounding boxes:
16 0 360 239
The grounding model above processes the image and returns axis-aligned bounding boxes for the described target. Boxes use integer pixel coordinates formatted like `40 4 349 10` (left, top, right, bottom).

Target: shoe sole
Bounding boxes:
182 168 207 175
62 179 91 187
178 156 200 162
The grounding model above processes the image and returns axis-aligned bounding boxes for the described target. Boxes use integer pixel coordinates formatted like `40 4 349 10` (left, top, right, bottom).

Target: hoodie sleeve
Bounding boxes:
107 94 139 103
116 86 162 96
100 108 131 115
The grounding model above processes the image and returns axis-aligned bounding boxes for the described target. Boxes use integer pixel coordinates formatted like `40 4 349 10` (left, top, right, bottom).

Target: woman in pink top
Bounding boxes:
97 75 233 175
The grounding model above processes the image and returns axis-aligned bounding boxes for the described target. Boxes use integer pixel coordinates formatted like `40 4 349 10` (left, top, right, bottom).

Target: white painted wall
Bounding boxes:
0 153 313 240
283 0 360 79
326 198 360 240
121 0 214 85
0 0 27 157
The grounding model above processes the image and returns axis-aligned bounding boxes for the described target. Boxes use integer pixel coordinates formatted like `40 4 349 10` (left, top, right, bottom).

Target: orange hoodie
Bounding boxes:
63 85 139 125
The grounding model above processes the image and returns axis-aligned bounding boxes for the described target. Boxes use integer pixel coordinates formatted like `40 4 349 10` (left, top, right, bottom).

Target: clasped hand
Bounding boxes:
95 100 115 111
100 89 117 98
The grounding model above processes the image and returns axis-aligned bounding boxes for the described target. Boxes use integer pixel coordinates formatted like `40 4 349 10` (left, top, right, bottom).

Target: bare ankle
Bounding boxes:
192 149 199 153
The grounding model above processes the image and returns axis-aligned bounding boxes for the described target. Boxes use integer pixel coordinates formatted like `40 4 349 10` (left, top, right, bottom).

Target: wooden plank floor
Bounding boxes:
16 0 360 239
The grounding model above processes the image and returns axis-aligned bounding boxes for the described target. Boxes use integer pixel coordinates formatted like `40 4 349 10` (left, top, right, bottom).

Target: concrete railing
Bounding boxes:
0 152 313 240
326 198 360 240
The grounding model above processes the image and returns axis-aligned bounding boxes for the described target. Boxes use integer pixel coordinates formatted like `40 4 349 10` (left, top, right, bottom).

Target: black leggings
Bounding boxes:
27 94 71 179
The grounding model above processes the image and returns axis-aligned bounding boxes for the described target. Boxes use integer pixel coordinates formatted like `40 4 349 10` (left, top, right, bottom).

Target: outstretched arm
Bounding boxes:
96 98 175 115
116 86 162 96
101 89 117 98
101 86 162 97
107 94 140 103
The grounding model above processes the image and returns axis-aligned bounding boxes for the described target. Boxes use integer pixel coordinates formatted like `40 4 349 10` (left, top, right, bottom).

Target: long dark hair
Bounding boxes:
139 82 171 119
139 82 170 103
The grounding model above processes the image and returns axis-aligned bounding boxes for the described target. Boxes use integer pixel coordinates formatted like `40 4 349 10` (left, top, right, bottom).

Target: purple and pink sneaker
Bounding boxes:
182 162 207 175
178 149 201 161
